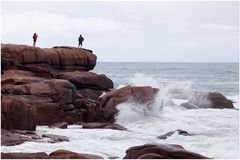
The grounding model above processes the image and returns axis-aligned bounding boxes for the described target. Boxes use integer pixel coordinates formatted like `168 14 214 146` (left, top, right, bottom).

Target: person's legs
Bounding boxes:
33 40 36 47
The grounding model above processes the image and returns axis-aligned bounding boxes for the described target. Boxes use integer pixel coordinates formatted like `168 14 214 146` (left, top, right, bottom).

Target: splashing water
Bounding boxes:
2 69 239 159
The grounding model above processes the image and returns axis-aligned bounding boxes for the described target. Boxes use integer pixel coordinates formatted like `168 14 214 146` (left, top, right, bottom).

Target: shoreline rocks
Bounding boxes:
1 129 69 146
1 149 103 159
1 43 235 159
123 143 209 159
181 92 234 109
157 129 193 139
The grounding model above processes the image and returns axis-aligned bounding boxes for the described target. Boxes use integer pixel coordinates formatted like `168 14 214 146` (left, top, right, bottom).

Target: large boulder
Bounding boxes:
1 150 103 159
2 95 65 128
1 152 48 159
123 144 208 159
49 149 103 159
181 92 234 109
1 96 37 131
1 70 45 86
56 71 113 90
10 79 75 105
87 85 159 123
1 129 38 146
1 44 97 72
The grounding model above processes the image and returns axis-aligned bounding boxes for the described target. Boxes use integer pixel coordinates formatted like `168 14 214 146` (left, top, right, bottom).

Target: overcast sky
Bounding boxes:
1 1 239 62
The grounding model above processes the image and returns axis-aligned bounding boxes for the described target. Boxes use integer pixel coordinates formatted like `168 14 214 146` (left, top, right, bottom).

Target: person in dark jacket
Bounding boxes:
78 34 84 48
33 33 38 47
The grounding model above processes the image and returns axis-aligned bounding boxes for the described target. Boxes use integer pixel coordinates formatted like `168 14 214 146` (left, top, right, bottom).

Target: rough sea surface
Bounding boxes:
2 62 239 159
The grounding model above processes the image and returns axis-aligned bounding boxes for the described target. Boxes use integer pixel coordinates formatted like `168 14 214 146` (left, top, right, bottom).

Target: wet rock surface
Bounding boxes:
123 143 209 159
80 122 127 130
1 149 103 159
87 85 159 123
181 92 234 109
1 129 69 146
157 129 193 139
1 44 234 159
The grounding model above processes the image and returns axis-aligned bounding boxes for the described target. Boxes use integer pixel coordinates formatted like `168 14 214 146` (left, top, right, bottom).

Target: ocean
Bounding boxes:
2 62 239 159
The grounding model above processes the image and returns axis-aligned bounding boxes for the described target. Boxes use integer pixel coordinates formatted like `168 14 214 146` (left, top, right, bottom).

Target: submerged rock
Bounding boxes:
123 143 209 159
181 92 234 109
1 129 70 146
81 122 127 130
42 134 69 143
157 129 193 139
50 122 68 129
1 129 40 146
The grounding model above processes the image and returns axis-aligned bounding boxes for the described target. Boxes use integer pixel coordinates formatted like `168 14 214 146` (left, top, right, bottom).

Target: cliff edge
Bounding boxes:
1 44 97 72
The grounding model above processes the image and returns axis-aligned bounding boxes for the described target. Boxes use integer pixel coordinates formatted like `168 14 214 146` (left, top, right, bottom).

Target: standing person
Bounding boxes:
33 33 38 47
78 34 84 48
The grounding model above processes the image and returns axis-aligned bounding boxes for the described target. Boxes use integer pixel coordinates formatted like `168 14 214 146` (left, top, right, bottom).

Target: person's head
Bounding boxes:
80 34 82 37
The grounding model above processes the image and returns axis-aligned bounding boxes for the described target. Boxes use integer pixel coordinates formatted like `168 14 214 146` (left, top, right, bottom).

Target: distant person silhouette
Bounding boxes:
33 33 38 47
78 34 84 48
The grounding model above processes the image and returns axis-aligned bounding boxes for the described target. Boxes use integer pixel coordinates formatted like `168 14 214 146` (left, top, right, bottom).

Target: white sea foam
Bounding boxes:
1 73 239 159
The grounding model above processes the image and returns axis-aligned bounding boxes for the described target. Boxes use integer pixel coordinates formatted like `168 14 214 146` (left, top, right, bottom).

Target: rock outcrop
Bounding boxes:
1 129 68 146
49 149 103 159
1 44 96 72
1 149 103 159
181 92 234 109
1 44 114 131
77 122 127 130
86 85 159 123
123 143 208 159
157 129 193 139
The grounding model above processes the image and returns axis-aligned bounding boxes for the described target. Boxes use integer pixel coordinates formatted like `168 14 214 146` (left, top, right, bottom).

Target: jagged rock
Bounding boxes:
42 134 69 143
11 79 75 105
1 96 37 131
1 129 41 146
123 143 208 159
1 95 62 128
61 104 75 111
50 122 68 129
1 129 71 147
1 44 97 71
49 149 103 159
181 92 234 109
56 71 113 90
1 70 45 86
1 150 103 159
76 89 104 100
87 85 159 123
1 152 48 159
81 122 127 130
157 129 193 139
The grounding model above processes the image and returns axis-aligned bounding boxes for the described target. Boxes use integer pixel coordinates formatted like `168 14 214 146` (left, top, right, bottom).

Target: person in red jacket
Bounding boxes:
33 33 38 47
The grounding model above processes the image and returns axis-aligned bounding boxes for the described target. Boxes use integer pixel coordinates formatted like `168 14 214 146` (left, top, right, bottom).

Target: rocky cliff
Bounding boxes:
1 44 96 73
1 44 159 131
1 44 234 159
1 44 113 131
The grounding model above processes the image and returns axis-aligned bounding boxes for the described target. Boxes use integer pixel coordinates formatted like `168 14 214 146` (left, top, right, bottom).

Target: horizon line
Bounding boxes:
97 61 239 63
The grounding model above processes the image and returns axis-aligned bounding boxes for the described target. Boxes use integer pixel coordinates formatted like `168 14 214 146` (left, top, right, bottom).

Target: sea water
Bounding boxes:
1 62 239 159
